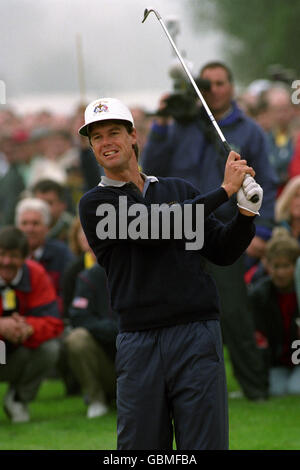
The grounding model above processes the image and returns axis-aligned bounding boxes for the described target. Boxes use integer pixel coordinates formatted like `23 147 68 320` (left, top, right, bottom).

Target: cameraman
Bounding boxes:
141 61 278 400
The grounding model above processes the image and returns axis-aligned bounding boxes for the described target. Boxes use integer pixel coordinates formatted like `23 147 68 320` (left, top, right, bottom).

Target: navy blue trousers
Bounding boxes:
116 320 228 450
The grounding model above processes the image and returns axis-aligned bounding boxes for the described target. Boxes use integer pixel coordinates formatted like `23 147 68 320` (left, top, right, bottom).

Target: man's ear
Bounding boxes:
130 127 137 144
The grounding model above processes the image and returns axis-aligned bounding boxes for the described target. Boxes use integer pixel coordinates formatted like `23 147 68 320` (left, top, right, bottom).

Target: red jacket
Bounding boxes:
0 259 64 348
288 134 300 179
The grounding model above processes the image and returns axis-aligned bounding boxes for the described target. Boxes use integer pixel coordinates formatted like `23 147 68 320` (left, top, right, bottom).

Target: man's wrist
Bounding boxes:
238 207 257 217
221 183 235 198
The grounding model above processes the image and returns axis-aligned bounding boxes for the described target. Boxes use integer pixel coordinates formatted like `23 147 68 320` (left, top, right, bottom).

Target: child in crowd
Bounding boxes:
249 229 300 396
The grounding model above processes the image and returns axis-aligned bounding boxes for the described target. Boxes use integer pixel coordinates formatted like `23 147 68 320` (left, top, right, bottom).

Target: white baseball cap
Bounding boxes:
78 97 134 136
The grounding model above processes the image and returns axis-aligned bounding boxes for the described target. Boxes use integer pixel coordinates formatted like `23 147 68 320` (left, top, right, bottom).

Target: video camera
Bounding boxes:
156 63 211 124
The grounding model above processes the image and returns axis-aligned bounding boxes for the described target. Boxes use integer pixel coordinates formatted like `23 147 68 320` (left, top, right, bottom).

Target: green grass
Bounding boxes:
0 349 300 450
0 381 117 450
225 348 300 450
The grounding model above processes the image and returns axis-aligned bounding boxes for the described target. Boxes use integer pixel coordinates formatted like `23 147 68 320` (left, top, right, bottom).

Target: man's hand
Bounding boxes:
221 151 255 198
0 313 33 344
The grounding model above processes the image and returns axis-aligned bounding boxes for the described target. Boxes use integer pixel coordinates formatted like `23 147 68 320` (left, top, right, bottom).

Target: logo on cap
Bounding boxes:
93 102 109 114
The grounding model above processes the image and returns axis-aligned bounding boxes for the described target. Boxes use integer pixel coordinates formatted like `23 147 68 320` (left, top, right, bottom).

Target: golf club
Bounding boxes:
142 8 260 203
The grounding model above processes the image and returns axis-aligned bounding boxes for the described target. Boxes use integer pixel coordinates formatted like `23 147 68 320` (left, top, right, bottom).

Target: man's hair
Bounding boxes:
15 197 52 227
69 217 85 256
199 61 234 83
0 226 29 258
265 228 300 265
275 175 300 222
32 179 65 202
88 119 139 160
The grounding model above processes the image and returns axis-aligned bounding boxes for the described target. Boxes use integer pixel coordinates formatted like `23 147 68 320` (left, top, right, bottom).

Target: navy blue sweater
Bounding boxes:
79 176 256 332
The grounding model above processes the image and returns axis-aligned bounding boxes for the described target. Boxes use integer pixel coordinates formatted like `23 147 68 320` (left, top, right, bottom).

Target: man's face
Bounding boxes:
200 67 234 117
268 90 294 130
268 255 295 292
34 190 66 223
89 121 137 176
17 210 48 251
0 249 24 283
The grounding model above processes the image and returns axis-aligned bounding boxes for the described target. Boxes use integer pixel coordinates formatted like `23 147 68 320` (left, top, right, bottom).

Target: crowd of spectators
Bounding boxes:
0 103 122 421
1 66 300 423
229 76 300 397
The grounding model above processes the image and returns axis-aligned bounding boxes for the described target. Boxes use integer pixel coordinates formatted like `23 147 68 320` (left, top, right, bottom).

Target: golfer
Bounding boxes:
78 97 263 450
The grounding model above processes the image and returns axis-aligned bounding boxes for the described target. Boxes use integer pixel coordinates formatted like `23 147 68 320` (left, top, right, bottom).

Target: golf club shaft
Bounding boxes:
142 8 259 203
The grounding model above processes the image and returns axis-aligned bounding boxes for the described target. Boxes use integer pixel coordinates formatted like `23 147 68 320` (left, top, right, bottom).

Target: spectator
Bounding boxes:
26 128 60 186
275 175 300 242
64 263 117 418
32 179 75 243
289 117 300 147
275 179 300 311
288 132 300 180
245 93 274 133
69 104 103 192
265 86 295 191
244 225 272 286
240 78 272 120
130 106 152 156
28 128 78 187
141 61 277 400
0 132 26 227
15 197 74 317
0 226 63 422
56 217 96 397
12 129 36 189
62 217 96 318
249 231 300 396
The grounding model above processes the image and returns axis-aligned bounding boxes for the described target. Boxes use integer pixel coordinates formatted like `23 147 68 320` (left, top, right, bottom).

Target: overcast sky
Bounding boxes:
1 0 223 113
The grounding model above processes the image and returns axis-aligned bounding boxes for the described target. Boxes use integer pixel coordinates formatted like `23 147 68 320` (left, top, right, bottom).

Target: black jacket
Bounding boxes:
69 264 118 360
249 276 300 368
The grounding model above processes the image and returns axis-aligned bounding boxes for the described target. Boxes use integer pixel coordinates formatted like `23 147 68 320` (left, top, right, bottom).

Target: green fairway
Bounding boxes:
0 350 300 450
0 379 117 450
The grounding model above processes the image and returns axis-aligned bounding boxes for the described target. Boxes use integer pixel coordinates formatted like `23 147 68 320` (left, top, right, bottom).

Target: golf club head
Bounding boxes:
142 8 161 23
142 8 149 22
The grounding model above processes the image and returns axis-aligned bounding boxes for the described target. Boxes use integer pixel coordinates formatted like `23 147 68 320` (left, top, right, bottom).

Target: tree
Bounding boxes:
186 0 300 85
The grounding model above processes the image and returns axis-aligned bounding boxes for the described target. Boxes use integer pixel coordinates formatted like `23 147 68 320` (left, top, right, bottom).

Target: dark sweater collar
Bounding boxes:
98 172 158 188
99 173 159 198
217 100 244 127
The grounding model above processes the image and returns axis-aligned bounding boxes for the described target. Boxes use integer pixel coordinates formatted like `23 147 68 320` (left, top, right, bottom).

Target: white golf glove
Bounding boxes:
237 175 263 215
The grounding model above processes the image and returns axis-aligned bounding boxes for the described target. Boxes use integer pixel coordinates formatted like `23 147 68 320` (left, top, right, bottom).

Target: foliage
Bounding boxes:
186 0 300 85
